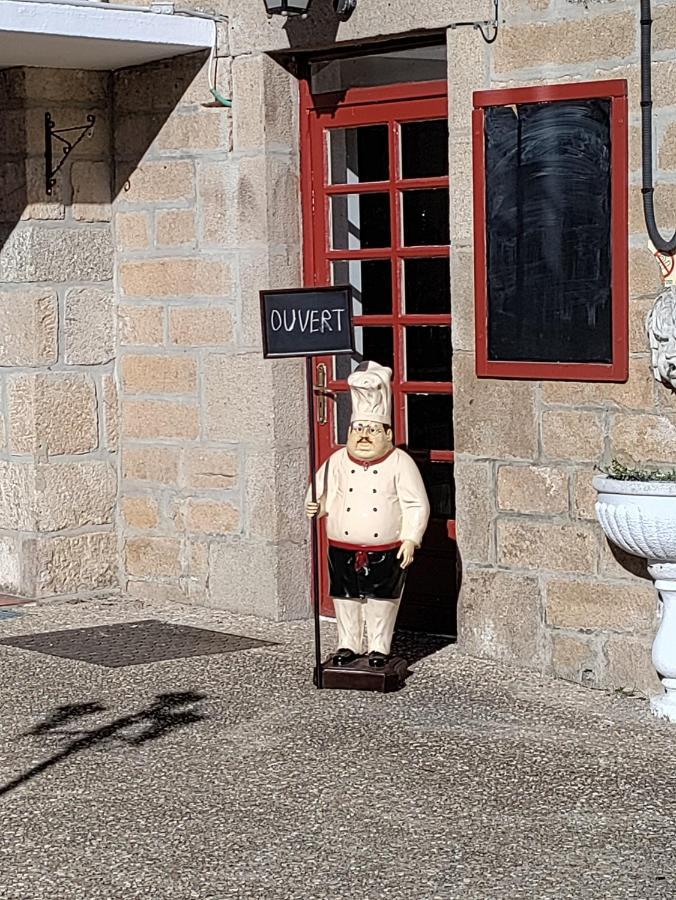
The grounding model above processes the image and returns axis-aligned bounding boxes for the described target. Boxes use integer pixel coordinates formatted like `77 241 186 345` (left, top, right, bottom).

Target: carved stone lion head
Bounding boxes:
647 286 676 390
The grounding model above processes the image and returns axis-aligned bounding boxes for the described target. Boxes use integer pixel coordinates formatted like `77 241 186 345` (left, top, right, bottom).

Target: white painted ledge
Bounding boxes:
0 1 213 70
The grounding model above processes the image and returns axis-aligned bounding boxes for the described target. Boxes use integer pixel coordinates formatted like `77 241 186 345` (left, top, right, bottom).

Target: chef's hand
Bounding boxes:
397 540 416 569
305 501 320 518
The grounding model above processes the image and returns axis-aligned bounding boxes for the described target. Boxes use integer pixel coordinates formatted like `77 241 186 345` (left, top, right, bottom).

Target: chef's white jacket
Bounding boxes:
307 447 430 549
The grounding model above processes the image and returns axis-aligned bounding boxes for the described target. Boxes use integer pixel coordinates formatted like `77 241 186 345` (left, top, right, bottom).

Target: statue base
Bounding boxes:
314 655 409 693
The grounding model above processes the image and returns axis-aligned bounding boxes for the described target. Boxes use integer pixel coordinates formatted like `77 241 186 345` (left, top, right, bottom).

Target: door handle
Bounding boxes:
315 363 328 425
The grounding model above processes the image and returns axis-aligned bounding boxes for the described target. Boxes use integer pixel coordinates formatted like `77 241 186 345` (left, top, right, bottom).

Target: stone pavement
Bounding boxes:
0 596 674 900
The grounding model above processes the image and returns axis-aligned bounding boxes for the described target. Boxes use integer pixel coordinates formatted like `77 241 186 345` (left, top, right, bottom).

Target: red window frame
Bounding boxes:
472 79 628 382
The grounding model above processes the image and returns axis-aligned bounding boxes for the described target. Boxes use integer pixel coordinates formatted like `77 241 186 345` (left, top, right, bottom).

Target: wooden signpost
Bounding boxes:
260 286 354 688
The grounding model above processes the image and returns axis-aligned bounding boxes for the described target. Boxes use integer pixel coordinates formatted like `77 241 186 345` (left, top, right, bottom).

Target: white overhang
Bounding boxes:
0 1 214 70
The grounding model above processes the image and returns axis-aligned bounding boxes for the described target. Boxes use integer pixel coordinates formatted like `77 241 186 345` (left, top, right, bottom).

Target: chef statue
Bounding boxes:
306 361 430 670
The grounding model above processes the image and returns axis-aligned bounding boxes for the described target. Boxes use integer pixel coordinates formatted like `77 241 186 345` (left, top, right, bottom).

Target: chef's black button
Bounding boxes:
347 508 351 512
374 533 378 538
373 470 378 474
373 508 377 512
345 531 349 536
372 489 376 493
349 488 353 492
351 469 355 474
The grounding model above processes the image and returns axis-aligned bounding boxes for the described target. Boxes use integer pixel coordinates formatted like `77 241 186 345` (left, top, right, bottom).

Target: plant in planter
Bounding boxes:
594 459 676 721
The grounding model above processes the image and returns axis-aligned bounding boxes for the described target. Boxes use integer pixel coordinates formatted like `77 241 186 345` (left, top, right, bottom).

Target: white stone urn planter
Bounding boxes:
594 475 676 721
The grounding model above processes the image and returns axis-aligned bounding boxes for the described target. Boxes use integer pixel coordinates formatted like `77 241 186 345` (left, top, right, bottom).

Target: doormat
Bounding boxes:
0 619 275 668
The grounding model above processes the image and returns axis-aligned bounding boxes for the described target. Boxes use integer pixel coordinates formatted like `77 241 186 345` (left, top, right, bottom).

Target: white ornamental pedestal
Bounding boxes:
594 476 676 721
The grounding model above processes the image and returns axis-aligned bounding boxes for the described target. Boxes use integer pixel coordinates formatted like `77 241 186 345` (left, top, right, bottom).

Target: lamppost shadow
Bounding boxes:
0 691 208 798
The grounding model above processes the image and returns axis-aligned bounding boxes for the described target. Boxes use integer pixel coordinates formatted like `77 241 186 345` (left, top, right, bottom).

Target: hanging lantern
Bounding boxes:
263 0 313 16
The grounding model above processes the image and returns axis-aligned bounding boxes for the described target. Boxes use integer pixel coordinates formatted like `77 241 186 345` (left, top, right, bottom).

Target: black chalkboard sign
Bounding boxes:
473 82 628 381
260 286 354 359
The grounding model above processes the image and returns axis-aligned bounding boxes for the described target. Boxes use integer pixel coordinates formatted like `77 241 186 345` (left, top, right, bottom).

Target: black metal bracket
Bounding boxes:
448 0 500 44
44 112 96 196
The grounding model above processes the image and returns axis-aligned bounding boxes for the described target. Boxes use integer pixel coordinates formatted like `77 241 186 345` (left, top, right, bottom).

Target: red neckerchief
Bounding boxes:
346 446 396 469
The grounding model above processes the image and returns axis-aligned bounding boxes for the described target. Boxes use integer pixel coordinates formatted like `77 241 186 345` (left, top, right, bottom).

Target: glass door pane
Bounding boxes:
332 259 392 315
310 45 447 94
418 461 456 519
335 327 394 380
329 126 389 184
403 257 450 313
402 189 450 246
406 327 452 381
335 391 352 445
331 194 391 249
407 394 454 450
401 120 449 178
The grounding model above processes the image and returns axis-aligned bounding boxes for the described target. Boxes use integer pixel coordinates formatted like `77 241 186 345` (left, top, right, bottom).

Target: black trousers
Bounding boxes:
328 546 407 600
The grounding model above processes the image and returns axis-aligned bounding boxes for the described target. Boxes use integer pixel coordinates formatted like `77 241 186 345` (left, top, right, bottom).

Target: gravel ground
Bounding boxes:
0 595 674 900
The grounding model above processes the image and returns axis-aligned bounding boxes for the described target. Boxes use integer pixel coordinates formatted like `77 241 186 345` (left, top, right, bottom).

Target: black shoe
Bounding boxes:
368 652 389 669
333 648 358 666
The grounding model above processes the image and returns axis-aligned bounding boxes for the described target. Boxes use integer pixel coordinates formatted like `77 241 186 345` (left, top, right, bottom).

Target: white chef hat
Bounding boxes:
348 360 393 426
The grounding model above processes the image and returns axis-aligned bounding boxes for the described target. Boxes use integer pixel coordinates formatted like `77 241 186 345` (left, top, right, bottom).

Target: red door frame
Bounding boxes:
472 79 629 382
300 78 454 616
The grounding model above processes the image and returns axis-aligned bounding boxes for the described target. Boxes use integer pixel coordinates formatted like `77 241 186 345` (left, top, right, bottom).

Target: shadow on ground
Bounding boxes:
0 691 208 798
392 629 455 665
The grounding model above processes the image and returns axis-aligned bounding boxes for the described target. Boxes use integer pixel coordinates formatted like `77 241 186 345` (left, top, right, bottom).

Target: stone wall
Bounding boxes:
113 51 310 618
0 67 118 599
450 0 675 696
2 0 675 691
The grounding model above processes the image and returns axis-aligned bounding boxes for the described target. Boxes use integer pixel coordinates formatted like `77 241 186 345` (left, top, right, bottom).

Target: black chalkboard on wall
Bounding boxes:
473 82 628 381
